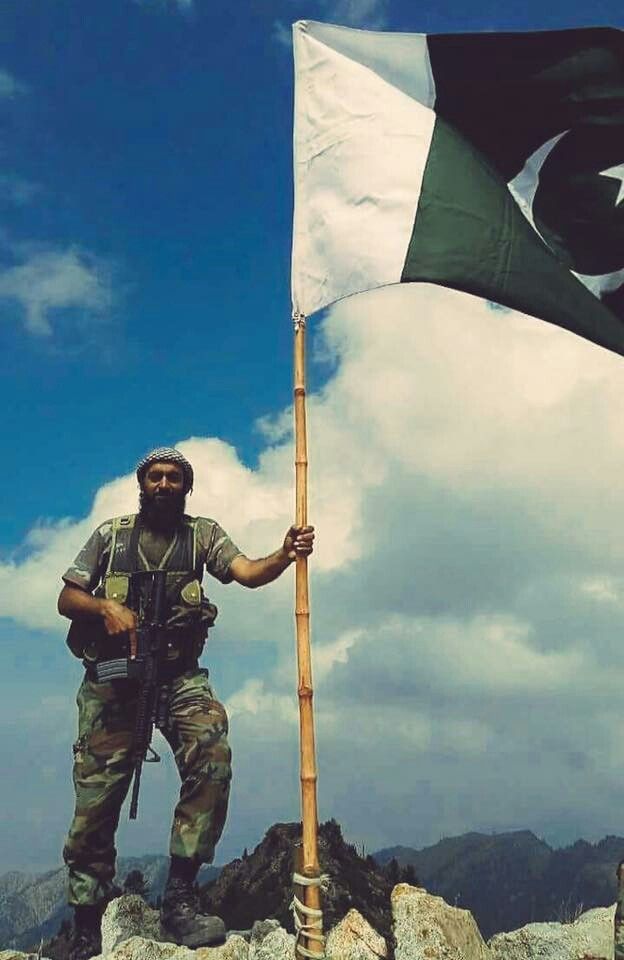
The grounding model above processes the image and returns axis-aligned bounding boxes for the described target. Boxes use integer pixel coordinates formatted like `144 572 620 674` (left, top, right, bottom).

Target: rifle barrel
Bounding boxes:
129 760 143 820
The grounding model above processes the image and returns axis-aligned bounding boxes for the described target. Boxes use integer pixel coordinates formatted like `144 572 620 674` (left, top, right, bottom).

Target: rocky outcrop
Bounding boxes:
392 885 492 960
0 952 52 960
247 928 294 960
325 908 387 958
101 894 162 954
3 883 619 960
199 820 397 945
95 935 249 960
488 903 615 960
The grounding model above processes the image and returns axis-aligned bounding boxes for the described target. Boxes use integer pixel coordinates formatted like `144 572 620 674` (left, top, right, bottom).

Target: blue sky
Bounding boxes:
1 0 624 878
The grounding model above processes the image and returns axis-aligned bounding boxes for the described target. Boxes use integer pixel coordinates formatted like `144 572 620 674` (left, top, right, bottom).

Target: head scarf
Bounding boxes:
136 446 194 493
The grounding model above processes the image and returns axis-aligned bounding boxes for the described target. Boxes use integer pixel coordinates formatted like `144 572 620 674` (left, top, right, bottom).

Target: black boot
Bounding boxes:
160 876 226 948
68 904 103 960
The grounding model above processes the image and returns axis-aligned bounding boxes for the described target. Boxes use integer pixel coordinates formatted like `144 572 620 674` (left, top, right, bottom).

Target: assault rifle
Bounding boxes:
94 569 170 820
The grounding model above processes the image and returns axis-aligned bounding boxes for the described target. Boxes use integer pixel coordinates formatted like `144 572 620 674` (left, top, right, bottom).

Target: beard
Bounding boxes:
138 488 187 534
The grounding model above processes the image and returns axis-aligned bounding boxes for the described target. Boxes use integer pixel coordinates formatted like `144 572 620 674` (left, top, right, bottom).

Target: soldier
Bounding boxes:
58 446 315 960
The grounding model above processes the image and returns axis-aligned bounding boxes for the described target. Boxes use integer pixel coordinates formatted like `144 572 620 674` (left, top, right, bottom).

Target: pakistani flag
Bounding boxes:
291 21 624 355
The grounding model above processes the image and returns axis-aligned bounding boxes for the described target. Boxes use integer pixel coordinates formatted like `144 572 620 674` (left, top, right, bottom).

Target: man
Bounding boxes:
58 446 314 960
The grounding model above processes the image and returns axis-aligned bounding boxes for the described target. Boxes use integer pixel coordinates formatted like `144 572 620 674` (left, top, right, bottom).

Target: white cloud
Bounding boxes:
0 68 27 98
0 246 114 336
320 0 388 28
0 79 114 342
7 283 624 853
580 576 621 603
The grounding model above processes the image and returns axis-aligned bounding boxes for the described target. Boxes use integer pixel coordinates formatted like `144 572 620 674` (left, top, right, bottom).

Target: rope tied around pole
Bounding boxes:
291 871 330 959
293 310 307 330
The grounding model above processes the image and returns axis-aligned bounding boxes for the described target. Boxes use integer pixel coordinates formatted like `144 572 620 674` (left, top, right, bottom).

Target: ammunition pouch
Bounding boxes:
167 580 218 633
66 617 108 662
67 620 209 665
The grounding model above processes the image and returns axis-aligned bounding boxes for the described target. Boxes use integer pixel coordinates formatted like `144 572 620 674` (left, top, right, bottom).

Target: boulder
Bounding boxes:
195 937 250 959
0 953 52 960
248 927 295 960
326 908 387 959
94 936 195 960
101 895 162 954
488 903 615 960
99 894 247 958
248 920 281 958
391 884 492 960
94 934 250 960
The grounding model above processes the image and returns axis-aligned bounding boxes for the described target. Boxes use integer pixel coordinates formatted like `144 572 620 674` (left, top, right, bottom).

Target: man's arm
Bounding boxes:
58 584 138 646
229 524 315 588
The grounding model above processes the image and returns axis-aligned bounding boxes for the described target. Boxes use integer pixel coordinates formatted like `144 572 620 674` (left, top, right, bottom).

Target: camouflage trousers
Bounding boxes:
63 667 232 906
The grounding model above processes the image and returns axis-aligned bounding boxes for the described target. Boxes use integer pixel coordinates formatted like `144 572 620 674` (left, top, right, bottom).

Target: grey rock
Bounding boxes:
0 951 52 960
225 930 252 943
195 936 249 958
392 883 492 960
247 920 281 957
249 928 295 960
488 903 615 960
250 920 280 944
101 895 163 955
326 908 387 959
94 936 195 960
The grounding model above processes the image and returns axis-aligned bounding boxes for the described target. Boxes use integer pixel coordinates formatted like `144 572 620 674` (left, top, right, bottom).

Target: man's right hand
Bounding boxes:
57 585 139 659
101 600 138 659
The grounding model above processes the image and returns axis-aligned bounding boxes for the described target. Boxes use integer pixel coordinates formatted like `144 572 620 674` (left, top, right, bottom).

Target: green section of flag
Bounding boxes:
402 117 624 354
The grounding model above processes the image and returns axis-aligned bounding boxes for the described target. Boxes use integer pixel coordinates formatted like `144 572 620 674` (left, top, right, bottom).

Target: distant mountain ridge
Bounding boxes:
374 829 624 938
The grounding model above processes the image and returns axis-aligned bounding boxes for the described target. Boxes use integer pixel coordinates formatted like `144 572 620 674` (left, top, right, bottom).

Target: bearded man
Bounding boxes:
58 446 314 960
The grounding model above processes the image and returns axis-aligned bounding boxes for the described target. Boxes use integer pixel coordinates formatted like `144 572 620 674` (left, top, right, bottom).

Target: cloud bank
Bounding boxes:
4 283 624 864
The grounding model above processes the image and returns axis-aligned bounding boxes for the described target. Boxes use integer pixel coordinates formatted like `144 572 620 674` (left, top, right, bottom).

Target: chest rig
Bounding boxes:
68 514 217 663
99 513 202 609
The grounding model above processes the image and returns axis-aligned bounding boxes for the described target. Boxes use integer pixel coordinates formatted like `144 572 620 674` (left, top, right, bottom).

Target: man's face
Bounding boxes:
142 461 186 501
140 461 187 530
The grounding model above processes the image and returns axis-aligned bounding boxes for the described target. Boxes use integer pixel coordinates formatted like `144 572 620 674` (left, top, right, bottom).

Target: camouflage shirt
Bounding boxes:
62 516 243 592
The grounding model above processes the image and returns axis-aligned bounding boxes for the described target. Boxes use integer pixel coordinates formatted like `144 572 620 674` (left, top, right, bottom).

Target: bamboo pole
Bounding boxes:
293 313 324 958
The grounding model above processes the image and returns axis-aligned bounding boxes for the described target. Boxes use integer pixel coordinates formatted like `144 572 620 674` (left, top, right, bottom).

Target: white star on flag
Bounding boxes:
599 163 624 205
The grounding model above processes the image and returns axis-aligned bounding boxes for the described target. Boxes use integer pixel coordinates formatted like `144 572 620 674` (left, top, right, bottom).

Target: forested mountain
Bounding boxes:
374 830 624 938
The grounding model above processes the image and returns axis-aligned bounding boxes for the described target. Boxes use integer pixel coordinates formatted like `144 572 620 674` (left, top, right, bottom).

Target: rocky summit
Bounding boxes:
0 883 617 960
199 819 399 946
